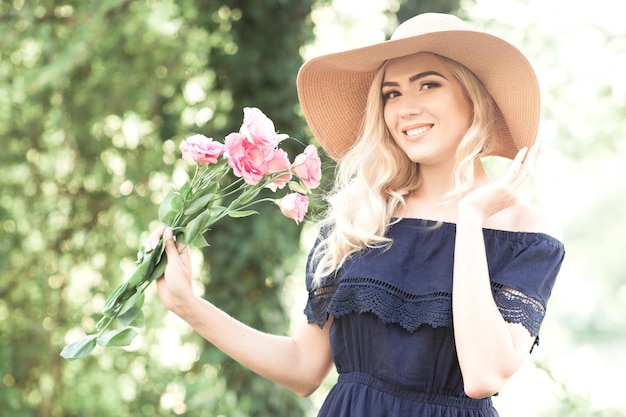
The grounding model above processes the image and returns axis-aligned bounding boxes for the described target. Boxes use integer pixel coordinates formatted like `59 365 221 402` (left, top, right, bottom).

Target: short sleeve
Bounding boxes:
486 231 565 338
303 229 339 328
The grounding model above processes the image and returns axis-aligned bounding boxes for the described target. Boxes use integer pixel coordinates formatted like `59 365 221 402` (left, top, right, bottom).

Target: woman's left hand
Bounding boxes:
145 226 195 313
458 145 541 222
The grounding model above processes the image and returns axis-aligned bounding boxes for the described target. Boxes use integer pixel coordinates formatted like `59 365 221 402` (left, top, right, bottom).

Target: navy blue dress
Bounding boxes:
304 218 565 416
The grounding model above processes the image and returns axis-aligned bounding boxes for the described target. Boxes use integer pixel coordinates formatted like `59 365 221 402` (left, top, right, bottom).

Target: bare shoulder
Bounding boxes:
486 203 563 240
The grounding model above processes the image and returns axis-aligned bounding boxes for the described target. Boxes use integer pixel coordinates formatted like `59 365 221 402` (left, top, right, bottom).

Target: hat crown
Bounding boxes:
297 13 540 161
390 13 473 41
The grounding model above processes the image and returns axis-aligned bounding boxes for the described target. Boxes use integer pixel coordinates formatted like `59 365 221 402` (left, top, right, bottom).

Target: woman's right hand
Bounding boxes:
145 227 195 313
458 145 541 224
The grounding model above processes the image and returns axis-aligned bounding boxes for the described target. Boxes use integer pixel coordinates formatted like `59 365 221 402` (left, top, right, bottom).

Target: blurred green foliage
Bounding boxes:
0 0 322 415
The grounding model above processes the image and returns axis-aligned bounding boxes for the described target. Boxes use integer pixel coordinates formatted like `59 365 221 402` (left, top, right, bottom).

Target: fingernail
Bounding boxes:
164 228 173 240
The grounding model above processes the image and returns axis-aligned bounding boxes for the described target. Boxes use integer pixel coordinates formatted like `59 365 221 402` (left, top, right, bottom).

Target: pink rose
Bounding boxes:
224 132 268 185
292 145 322 190
265 149 292 192
240 107 279 150
277 193 308 224
180 134 225 165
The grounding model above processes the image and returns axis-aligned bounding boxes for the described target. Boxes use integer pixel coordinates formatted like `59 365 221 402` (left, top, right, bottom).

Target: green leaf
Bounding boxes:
184 209 215 244
152 238 167 263
117 306 144 328
145 257 167 284
126 252 154 287
130 310 145 328
179 182 192 200
189 234 209 248
158 189 178 226
288 181 309 194
185 192 215 217
60 335 98 360
135 291 145 309
117 287 143 316
102 282 129 317
130 239 166 286
97 328 138 347
209 205 227 215
228 210 259 218
232 187 261 206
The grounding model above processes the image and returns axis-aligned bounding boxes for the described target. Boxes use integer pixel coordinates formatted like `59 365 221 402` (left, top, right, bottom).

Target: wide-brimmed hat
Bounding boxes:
297 13 540 161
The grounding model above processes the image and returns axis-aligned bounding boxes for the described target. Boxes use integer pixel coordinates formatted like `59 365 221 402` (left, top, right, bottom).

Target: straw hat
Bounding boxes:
297 13 540 161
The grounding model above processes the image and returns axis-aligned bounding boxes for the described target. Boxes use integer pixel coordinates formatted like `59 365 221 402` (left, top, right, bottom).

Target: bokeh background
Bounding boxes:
1 0 624 416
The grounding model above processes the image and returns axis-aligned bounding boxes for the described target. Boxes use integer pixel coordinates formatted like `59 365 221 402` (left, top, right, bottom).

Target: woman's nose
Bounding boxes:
395 91 424 118
398 101 423 119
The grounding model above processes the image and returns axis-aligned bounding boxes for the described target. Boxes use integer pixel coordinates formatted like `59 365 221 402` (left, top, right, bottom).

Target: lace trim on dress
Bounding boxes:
491 282 545 337
306 277 452 332
305 277 547 337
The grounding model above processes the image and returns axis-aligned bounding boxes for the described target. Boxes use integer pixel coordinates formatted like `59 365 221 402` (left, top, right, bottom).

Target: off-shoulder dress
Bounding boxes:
304 218 565 417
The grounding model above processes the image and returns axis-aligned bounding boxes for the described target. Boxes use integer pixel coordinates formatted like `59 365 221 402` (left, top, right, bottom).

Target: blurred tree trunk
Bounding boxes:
394 0 466 25
190 1 320 415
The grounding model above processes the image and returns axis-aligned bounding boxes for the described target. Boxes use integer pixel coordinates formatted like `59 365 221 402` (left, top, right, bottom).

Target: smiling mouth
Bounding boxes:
404 125 433 138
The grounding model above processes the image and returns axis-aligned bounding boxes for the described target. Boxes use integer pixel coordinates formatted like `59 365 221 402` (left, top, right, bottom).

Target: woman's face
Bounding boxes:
382 52 473 167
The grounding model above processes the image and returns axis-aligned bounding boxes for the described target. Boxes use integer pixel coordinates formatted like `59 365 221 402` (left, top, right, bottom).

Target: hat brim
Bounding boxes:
297 29 540 161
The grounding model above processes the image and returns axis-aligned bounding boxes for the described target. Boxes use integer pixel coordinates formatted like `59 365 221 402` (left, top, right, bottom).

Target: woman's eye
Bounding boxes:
383 90 400 100
420 81 440 91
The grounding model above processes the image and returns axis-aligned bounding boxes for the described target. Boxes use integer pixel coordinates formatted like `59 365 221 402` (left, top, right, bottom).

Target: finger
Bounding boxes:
162 227 177 256
498 147 526 190
178 243 191 266
511 145 541 189
527 144 542 167
162 228 184 268
170 232 190 264
521 145 541 174
162 228 191 279
144 226 166 252
511 146 529 170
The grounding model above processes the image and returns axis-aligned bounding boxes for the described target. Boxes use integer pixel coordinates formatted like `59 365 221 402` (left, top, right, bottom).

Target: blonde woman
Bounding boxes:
148 13 565 416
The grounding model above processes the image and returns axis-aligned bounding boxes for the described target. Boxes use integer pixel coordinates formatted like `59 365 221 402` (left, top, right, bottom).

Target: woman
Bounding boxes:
148 13 565 416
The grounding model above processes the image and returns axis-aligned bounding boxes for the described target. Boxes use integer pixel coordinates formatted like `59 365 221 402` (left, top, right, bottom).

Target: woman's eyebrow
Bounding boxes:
382 70 448 88
409 70 447 83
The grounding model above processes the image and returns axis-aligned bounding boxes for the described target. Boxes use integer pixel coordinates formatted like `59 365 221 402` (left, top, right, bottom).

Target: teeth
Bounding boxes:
405 126 431 137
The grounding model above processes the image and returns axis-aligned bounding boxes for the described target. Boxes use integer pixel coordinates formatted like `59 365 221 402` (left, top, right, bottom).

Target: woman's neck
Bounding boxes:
397 161 491 220
416 160 489 199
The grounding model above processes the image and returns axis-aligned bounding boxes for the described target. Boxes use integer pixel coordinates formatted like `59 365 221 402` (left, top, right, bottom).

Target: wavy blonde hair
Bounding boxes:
311 53 499 286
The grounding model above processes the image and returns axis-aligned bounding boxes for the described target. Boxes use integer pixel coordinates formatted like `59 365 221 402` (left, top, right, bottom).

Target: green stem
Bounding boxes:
96 312 117 338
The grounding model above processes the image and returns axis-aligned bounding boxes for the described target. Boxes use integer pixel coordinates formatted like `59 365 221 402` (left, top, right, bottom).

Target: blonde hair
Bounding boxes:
311 53 499 285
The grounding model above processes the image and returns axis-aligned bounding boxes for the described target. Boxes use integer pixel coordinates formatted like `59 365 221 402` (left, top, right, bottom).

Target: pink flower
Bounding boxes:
240 107 279 150
292 145 322 190
180 134 225 165
224 132 268 185
277 193 308 224
265 149 292 192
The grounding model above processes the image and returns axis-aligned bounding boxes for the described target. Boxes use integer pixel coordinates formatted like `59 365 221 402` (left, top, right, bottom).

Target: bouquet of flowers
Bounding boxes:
61 107 322 360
